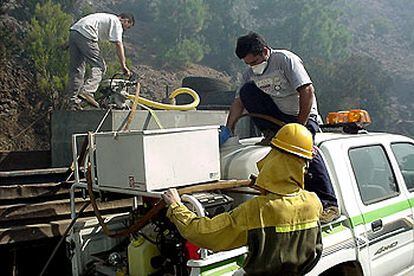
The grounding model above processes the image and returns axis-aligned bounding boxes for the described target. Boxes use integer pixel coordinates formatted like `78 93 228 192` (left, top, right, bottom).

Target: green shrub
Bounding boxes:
27 0 72 107
163 38 204 66
150 0 207 66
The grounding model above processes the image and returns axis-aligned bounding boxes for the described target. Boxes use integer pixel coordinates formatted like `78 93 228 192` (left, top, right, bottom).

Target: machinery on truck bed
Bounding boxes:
66 109 414 276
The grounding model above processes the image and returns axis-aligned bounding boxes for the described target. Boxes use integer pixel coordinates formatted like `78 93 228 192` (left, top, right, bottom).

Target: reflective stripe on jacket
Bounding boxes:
167 189 322 275
167 148 323 275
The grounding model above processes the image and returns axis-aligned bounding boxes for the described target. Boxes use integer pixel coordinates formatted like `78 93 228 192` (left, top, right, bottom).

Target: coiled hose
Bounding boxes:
126 87 200 111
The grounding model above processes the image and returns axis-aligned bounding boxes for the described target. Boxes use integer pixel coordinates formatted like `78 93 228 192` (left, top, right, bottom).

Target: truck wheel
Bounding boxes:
320 262 363 276
176 90 235 109
182 76 232 94
198 90 235 108
177 77 233 106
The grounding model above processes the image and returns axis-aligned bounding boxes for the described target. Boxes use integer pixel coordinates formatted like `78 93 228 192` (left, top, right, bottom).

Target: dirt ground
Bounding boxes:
0 57 50 151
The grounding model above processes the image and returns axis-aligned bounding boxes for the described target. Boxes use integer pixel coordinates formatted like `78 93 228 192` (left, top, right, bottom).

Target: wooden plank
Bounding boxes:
0 151 51 171
0 220 72 244
0 216 111 244
0 168 69 186
0 182 70 200
0 198 133 222
0 167 68 177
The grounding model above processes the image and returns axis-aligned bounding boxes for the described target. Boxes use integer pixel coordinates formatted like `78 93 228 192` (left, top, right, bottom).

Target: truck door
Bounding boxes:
348 145 414 276
390 142 414 263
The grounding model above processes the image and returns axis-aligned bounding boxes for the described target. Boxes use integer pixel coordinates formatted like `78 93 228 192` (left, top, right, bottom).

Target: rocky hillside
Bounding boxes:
0 12 50 151
343 0 414 78
0 0 234 152
340 0 414 109
0 55 50 151
0 58 230 152
1 0 414 152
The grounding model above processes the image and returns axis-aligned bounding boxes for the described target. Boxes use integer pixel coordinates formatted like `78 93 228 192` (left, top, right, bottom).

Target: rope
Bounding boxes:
123 82 141 131
138 103 164 129
94 108 111 133
67 108 111 177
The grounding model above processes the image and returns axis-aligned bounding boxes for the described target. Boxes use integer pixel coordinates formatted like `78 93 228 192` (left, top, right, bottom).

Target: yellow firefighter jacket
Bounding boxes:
167 149 323 275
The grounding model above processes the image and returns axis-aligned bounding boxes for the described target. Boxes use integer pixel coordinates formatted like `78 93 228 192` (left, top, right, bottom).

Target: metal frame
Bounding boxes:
70 133 165 219
69 132 166 275
69 131 247 275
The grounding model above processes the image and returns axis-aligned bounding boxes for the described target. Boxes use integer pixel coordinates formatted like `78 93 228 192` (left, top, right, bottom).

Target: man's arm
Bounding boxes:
163 188 247 252
226 97 245 132
297 84 314 125
114 41 130 76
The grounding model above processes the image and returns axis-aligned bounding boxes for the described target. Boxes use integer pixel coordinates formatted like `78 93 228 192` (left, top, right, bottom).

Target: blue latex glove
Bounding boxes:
219 125 232 146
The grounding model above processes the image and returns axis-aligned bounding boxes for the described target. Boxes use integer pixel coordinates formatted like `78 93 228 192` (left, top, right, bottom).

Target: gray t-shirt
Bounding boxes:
235 49 318 117
70 13 123 42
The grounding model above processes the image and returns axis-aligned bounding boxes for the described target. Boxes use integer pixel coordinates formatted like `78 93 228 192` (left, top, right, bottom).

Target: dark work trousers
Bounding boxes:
240 82 338 208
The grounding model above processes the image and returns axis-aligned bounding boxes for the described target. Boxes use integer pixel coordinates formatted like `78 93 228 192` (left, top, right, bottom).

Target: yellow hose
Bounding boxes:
126 87 200 110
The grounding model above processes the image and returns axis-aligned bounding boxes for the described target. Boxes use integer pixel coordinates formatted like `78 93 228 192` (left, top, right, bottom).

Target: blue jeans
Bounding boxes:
240 82 320 135
240 82 338 208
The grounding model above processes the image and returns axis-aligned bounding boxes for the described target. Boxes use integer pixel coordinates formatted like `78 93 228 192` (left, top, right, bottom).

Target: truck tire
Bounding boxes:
182 76 232 95
199 90 235 106
320 262 363 276
176 90 235 110
177 77 233 106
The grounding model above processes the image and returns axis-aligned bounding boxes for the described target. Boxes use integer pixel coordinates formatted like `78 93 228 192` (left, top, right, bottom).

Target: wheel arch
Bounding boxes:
319 260 364 276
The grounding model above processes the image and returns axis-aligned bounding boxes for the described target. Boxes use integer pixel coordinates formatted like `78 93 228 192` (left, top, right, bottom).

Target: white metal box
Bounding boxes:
94 126 220 191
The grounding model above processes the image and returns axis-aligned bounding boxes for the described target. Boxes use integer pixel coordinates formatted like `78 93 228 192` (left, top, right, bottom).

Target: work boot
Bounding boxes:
320 206 340 224
255 129 277 146
67 96 83 111
78 91 100 108
69 102 83 111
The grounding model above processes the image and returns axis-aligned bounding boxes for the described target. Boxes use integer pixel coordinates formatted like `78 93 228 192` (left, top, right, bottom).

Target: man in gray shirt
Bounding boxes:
226 32 338 223
226 32 318 139
67 12 134 109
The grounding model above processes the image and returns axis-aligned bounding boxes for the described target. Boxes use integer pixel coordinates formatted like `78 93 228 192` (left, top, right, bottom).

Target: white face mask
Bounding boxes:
251 60 268 75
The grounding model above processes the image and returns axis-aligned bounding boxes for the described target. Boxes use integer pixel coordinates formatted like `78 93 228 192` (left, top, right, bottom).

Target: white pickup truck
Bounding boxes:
218 128 414 276
317 130 414 276
69 122 414 276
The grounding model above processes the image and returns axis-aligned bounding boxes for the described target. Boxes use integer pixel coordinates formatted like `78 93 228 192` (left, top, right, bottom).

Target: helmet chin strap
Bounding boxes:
263 46 271 59
305 160 310 172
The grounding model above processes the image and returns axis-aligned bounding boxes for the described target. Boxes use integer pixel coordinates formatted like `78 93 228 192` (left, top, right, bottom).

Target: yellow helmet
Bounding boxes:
271 123 313 160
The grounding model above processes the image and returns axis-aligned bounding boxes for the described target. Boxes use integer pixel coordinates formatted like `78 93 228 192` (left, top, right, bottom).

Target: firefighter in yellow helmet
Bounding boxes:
163 123 323 275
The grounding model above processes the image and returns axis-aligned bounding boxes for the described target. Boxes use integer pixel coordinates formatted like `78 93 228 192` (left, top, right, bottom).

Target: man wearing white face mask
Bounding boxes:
226 32 318 142
225 32 339 224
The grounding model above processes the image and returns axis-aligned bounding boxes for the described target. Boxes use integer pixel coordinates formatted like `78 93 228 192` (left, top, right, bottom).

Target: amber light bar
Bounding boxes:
326 109 371 125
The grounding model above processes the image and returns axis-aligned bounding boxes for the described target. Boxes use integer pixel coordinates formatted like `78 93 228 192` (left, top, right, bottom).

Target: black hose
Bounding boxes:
39 202 90 276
